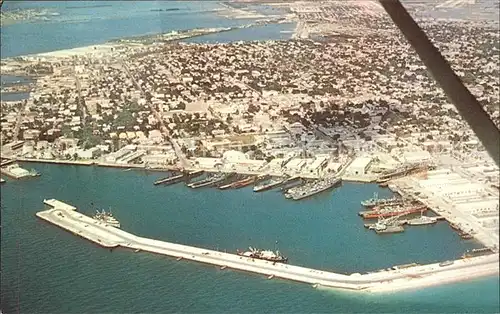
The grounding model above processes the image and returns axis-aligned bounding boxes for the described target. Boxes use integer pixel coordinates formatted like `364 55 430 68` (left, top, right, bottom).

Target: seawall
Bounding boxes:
36 201 499 293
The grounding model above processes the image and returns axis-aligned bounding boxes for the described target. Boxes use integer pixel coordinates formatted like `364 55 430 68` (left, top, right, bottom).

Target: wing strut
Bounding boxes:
379 0 499 166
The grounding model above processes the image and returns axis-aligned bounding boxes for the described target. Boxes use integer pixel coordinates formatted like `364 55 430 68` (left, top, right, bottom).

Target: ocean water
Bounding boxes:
0 1 292 58
1 163 498 313
183 22 295 44
0 75 34 101
1 1 499 312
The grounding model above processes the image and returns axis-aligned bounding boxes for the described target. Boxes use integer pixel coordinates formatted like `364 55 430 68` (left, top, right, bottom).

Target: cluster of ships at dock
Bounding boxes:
359 193 475 239
153 170 342 201
375 163 435 186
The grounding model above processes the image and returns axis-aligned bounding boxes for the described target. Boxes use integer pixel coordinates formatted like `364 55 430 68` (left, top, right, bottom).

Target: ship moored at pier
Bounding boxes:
237 247 288 264
285 177 341 200
359 204 428 219
361 193 404 208
253 177 287 192
92 209 121 228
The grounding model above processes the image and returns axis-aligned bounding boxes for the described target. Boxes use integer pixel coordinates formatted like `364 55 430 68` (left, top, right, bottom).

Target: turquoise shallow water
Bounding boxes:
1 163 498 313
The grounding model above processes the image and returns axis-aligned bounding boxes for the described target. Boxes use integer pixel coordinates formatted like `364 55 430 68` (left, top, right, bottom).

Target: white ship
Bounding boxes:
407 215 437 226
93 209 121 228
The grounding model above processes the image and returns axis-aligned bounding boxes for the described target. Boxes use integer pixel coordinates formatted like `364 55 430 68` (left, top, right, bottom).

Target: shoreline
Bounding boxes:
15 157 357 181
1 3 290 61
37 201 500 293
1 22 285 61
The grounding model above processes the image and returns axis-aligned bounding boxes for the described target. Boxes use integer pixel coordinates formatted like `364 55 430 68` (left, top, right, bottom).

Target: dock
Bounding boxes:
43 199 77 211
35 200 499 293
1 163 40 179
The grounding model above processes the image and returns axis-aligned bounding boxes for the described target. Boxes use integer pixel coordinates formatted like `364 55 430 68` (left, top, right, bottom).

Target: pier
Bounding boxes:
1 163 40 179
37 200 499 293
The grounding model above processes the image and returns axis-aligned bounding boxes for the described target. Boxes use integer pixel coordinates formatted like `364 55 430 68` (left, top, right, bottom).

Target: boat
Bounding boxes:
375 225 404 234
253 177 286 192
0 178 5 184
407 214 438 226
461 247 494 258
371 222 387 231
217 173 240 190
188 173 225 188
92 209 120 228
376 164 427 183
459 232 473 240
229 176 257 189
360 205 427 219
288 177 341 201
29 169 41 177
280 177 303 192
154 173 184 185
186 170 204 179
449 222 461 231
361 193 401 208
391 263 419 270
439 260 454 267
237 247 288 263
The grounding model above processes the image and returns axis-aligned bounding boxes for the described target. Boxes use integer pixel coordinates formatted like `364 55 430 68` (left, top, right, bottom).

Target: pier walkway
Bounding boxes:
37 201 499 293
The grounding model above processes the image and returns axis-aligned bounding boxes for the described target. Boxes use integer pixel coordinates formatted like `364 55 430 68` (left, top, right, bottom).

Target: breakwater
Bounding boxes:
37 200 499 293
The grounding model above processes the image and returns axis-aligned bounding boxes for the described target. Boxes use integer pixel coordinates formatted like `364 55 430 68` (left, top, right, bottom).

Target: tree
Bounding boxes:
115 110 135 127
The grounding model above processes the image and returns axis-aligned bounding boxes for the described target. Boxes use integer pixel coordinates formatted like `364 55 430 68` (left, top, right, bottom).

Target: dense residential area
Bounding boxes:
1 1 498 180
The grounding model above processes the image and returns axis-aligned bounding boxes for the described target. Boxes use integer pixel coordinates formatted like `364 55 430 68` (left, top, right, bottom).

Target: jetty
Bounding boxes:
1 163 40 179
36 200 499 293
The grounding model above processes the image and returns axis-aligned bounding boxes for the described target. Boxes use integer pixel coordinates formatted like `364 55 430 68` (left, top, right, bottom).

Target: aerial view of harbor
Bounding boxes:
1 0 499 313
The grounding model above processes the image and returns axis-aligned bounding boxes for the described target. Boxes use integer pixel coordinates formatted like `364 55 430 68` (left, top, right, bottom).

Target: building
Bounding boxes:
346 156 373 175
77 147 102 159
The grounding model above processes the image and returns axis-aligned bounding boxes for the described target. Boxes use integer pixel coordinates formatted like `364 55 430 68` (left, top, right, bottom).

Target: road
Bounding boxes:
120 60 190 168
73 62 89 123
12 101 26 142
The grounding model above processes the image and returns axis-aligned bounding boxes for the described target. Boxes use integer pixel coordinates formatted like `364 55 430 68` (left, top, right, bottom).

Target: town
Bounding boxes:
1 0 499 247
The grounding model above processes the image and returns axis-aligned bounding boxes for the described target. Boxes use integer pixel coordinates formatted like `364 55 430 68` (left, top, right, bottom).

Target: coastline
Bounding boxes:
0 2 291 61
0 22 283 61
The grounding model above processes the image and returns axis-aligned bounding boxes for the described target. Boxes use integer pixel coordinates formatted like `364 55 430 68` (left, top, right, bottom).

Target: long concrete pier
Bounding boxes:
37 200 499 293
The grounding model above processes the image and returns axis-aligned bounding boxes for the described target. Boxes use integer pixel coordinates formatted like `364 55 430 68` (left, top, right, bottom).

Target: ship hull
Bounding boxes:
230 177 256 189
237 253 288 264
362 208 427 219
254 180 285 192
407 219 437 226
292 179 341 201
